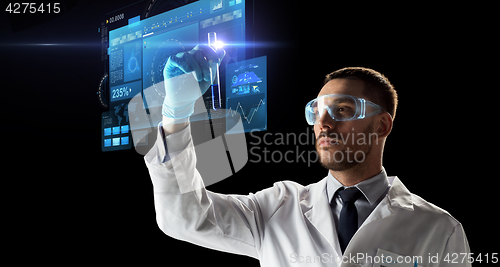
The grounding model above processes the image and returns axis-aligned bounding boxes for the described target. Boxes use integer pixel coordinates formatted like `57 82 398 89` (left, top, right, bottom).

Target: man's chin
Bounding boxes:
320 159 359 172
317 147 366 171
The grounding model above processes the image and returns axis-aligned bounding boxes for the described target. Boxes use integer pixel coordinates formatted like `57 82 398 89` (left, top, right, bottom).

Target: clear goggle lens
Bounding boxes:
305 94 382 125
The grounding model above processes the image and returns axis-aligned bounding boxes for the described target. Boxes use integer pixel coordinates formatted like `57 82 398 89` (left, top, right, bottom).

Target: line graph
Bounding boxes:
225 56 267 134
227 98 265 124
226 93 266 133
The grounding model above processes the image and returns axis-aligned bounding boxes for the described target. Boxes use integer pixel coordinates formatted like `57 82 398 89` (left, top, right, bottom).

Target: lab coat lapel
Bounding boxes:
302 178 343 257
345 177 415 263
358 176 414 229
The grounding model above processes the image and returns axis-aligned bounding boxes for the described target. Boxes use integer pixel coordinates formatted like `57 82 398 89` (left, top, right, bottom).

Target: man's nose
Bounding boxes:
318 110 337 130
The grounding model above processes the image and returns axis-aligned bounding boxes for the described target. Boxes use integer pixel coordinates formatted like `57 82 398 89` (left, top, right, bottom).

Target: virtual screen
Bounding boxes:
226 55 267 133
101 108 132 151
101 0 266 152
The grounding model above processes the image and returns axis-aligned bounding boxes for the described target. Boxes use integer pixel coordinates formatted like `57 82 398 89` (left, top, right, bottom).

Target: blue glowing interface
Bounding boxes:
101 106 132 152
226 55 267 133
103 0 246 151
108 0 245 105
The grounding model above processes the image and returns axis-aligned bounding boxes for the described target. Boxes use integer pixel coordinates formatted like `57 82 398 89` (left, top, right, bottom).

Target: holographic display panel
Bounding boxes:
103 0 246 151
225 55 267 133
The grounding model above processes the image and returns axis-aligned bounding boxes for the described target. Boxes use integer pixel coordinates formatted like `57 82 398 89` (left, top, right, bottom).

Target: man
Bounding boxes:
145 45 470 266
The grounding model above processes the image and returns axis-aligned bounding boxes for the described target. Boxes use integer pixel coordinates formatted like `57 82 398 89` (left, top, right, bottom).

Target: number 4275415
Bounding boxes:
6 3 61 14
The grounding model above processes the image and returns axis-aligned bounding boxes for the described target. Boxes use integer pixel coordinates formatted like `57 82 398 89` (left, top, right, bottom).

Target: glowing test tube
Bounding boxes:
208 32 221 110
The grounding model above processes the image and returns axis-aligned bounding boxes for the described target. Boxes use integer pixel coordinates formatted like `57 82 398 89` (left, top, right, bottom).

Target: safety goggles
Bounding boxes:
305 94 383 125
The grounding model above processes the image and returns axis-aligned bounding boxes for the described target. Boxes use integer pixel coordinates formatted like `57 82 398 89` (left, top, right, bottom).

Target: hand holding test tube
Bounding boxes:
162 42 225 119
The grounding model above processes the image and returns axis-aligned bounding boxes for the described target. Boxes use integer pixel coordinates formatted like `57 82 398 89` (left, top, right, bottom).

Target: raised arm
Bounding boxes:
144 44 277 259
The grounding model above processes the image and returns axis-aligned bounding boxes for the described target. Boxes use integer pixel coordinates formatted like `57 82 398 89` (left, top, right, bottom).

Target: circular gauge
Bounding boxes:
150 38 185 98
128 56 138 73
98 73 109 108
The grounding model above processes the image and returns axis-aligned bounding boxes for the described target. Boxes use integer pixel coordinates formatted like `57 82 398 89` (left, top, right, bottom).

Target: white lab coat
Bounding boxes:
145 128 470 267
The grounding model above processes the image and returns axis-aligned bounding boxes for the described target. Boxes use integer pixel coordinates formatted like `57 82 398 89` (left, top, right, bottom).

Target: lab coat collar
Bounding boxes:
386 176 414 211
357 176 414 230
300 176 414 257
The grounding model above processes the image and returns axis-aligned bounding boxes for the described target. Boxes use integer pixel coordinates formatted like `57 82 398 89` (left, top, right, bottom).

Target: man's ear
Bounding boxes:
376 112 393 139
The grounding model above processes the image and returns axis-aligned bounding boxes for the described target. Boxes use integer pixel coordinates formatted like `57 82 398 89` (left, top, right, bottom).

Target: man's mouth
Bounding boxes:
318 137 340 147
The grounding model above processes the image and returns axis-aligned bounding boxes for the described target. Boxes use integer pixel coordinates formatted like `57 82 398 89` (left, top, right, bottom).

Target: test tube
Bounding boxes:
208 32 221 110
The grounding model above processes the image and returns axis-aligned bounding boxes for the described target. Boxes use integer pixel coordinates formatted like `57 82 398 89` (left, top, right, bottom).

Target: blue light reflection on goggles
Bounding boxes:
305 94 383 125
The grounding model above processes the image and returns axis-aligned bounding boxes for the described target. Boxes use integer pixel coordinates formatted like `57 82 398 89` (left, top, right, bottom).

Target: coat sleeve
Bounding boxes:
438 223 471 267
144 124 282 259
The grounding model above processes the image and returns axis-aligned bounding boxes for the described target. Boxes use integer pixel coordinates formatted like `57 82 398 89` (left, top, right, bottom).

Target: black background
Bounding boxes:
2 0 498 265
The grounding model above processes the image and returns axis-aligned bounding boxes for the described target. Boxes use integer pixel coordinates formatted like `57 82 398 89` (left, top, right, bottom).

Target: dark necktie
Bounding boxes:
337 187 363 254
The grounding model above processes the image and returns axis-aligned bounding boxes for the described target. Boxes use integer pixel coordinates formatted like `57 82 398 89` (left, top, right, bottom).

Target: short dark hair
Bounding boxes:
324 67 398 120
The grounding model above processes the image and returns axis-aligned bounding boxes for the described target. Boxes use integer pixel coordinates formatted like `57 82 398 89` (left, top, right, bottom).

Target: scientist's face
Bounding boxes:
314 79 377 171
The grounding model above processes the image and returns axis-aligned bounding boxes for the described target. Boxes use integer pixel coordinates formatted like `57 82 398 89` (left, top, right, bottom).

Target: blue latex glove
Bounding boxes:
162 44 225 119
